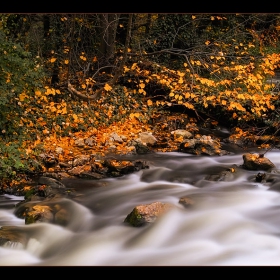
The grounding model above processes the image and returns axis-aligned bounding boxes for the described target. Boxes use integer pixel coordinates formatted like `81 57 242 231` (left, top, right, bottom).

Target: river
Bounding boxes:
1 148 280 266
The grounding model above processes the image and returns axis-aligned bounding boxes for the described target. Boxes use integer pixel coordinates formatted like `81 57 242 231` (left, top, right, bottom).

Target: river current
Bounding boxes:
1 148 280 266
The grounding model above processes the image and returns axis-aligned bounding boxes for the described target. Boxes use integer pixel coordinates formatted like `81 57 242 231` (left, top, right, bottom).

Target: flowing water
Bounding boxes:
2 148 280 266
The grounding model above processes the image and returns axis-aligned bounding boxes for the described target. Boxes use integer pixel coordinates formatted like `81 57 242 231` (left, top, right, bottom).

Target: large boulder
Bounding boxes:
124 201 174 227
242 153 275 171
179 135 228 156
138 132 157 145
14 198 79 226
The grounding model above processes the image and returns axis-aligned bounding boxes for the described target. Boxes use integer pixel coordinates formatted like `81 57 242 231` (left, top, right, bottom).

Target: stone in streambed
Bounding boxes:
124 201 174 227
242 153 275 171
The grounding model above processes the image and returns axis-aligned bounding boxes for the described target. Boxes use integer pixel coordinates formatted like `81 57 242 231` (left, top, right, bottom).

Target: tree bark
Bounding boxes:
98 14 120 67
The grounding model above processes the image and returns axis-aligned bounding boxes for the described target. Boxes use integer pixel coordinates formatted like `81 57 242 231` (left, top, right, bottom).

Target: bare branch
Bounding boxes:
68 81 101 101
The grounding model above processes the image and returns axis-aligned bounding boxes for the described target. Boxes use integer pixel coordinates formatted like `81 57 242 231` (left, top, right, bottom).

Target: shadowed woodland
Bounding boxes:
1 13 280 191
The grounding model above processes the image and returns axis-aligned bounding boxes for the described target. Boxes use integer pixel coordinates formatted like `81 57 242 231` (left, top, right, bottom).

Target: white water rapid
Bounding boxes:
2 150 280 266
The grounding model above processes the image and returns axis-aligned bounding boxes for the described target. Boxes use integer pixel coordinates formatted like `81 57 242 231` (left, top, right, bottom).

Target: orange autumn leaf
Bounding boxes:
104 84 112 91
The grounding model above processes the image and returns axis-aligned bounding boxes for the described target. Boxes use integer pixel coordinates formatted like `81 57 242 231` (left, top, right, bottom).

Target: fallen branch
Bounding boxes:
67 81 102 101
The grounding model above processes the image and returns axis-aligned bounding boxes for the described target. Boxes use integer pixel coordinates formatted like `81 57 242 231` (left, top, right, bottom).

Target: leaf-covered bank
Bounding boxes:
1 14 280 192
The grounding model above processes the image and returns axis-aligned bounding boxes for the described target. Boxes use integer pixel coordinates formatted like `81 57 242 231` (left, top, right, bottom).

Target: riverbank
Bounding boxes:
1 110 279 199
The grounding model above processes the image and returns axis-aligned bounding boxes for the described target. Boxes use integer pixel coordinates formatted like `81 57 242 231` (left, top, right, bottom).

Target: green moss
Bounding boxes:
24 189 35 200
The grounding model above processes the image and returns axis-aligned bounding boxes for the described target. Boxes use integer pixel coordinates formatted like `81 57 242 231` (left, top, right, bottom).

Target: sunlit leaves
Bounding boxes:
72 114 79 123
124 66 130 73
44 87 61 96
183 102 195 110
104 83 112 91
19 92 28 102
35 90 42 97
129 112 141 119
228 102 246 112
138 88 146 95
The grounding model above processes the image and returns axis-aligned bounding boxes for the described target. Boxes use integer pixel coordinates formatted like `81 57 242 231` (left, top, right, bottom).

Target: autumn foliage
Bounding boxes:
1 14 280 188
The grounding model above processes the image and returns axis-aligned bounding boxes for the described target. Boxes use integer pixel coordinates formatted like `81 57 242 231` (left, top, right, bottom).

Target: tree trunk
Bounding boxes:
98 14 120 68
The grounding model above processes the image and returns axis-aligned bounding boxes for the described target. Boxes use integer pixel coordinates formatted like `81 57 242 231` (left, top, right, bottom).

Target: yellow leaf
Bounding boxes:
131 63 137 70
41 96 48 102
192 15 196 19
35 90 41 97
184 102 194 110
33 205 51 212
45 89 51 95
25 147 32 155
104 83 112 91
139 83 145 89
177 71 185 77
72 114 79 122
64 60 69 64
19 93 27 102
124 66 130 73
50 57 56 63
147 99 153 106
61 107 67 114
23 186 32 191
81 84 86 89
211 16 215 20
